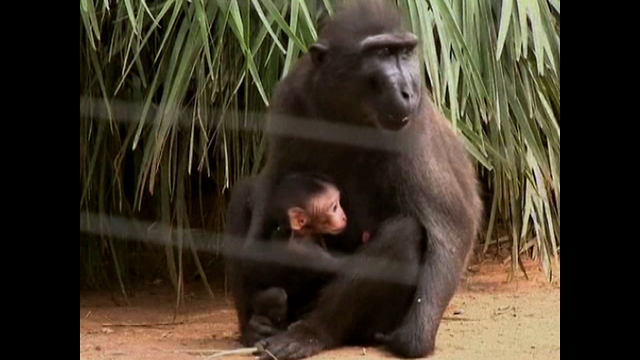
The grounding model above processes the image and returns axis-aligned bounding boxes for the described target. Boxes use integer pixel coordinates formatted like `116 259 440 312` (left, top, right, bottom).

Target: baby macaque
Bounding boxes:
271 173 347 251
244 174 346 344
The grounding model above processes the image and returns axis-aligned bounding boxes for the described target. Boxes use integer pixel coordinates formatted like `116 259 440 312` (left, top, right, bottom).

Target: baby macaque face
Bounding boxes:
312 187 347 235
288 186 347 236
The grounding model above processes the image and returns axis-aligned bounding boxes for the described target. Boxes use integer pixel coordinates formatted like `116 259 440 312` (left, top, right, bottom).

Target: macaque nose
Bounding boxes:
399 86 417 111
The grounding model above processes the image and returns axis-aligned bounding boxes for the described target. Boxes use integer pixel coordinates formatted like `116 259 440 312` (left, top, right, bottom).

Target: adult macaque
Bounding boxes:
224 1 482 359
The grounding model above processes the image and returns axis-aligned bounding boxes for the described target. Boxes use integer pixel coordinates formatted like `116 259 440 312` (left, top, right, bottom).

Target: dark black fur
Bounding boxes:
243 287 289 346
223 1 482 358
253 287 288 326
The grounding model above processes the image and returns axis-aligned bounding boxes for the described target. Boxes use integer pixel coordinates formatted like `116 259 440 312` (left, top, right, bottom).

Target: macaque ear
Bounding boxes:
288 207 308 231
309 42 329 66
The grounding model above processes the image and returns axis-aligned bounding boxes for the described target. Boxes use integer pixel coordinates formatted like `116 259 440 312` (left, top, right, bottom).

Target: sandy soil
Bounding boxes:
79 258 559 360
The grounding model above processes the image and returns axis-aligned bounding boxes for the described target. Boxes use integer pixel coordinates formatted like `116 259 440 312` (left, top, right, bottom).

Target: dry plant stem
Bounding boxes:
441 316 480 321
159 349 227 354
101 321 184 327
203 347 259 359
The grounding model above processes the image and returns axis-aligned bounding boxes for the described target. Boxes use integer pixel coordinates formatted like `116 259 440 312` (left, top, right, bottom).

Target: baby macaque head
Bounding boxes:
275 173 347 237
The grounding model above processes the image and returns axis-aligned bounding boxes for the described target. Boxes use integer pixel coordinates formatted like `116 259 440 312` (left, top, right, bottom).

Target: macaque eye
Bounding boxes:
332 203 338 212
377 47 391 57
400 47 414 58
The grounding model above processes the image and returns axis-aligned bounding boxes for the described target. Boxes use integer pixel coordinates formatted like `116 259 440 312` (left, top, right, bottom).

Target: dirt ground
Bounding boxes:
80 257 559 360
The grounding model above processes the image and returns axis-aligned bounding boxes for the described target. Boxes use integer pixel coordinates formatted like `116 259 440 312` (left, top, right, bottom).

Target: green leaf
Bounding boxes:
80 0 101 49
431 0 489 101
415 2 442 104
247 52 270 106
282 0 302 77
298 0 318 42
516 0 529 58
250 0 286 54
122 0 140 37
321 0 334 17
260 0 307 52
496 0 514 60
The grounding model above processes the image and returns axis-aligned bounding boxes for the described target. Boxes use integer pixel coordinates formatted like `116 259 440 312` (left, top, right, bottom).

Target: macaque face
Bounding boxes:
288 186 347 235
315 187 347 235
